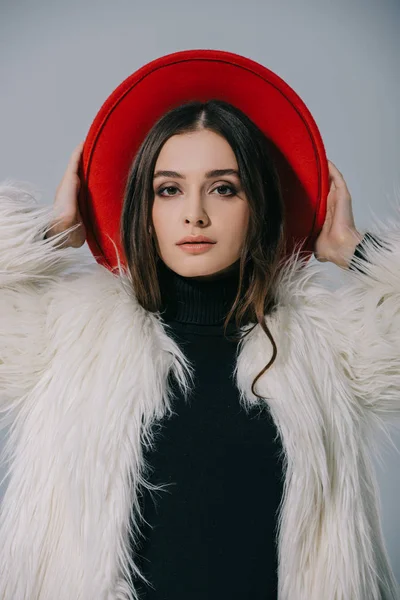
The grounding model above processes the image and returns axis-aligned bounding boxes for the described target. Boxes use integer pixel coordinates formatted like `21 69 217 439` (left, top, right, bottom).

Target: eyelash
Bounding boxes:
156 184 238 198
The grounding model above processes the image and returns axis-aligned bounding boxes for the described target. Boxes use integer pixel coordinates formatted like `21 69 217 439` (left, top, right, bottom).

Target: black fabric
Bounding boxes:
132 259 285 599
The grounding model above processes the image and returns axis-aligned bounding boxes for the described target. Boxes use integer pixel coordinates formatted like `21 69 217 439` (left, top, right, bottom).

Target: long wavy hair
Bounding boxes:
121 99 287 399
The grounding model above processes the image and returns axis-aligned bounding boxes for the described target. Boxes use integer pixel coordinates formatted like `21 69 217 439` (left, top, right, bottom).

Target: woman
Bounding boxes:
0 99 399 600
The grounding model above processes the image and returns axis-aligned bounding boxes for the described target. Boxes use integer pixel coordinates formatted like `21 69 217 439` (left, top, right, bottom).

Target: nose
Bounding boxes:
182 190 210 227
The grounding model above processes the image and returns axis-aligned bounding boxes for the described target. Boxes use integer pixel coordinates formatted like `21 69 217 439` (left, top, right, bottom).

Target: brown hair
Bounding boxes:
121 99 287 400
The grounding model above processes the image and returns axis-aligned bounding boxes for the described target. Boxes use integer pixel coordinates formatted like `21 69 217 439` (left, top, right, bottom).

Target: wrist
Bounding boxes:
330 231 364 269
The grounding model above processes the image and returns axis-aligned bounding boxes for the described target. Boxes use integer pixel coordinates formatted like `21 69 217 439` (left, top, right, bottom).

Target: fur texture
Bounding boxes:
0 181 399 599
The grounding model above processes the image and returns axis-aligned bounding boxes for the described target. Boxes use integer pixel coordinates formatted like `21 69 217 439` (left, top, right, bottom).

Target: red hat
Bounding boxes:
79 48 329 271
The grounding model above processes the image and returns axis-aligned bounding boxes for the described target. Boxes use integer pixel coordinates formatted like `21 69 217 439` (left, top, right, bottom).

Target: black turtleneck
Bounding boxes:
132 259 284 600
156 258 245 327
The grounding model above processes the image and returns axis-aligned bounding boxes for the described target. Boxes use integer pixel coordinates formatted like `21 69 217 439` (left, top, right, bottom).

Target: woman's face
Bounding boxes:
151 129 250 280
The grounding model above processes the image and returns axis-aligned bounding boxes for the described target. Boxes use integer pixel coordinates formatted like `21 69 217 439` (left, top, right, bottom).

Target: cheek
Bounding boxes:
151 201 171 244
224 204 250 246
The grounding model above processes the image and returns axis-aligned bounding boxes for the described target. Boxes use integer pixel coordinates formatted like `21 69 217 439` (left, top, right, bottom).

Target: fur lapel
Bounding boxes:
235 256 399 599
0 255 398 599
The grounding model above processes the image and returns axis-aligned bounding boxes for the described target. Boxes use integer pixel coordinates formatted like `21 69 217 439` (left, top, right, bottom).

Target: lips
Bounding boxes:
177 236 216 245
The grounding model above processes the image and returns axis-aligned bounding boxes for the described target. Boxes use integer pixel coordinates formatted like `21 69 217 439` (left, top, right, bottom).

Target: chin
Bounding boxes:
160 250 240 279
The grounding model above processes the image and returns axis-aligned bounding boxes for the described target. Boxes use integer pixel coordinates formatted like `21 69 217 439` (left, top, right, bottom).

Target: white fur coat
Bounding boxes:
0 181 400 600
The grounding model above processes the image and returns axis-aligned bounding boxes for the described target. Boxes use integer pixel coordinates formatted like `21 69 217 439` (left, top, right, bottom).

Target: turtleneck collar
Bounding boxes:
157 258 245 327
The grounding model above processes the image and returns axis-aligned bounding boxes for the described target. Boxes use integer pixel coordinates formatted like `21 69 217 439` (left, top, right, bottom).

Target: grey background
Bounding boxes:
1 0 400 584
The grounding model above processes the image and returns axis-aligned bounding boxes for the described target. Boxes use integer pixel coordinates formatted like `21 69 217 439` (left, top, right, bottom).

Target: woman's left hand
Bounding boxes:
313 160 363 268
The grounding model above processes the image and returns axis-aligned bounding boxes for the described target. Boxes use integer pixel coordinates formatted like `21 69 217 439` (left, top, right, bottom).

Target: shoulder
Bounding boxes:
38 262 175 403
271 253 338 326
42 263 150 349
239 254 341 373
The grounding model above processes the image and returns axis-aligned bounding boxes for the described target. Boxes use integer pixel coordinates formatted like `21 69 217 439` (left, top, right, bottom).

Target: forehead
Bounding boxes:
155 130 238 171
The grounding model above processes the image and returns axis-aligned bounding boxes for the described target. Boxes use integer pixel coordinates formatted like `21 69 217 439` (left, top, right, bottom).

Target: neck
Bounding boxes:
157 259 246 326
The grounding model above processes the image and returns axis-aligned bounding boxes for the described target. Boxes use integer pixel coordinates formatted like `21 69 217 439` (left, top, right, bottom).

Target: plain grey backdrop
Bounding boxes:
1 0 400 584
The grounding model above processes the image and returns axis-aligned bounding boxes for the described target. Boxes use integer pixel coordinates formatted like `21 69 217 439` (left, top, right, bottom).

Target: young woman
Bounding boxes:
0 99 399 600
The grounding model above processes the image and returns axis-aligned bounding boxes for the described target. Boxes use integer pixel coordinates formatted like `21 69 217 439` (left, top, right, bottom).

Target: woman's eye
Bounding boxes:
157 186 178 197
156 184 237 198
214 184 237 196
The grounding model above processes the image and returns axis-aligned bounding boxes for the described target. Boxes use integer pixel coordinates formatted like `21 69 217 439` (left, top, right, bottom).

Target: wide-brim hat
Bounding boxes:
78 48 329 271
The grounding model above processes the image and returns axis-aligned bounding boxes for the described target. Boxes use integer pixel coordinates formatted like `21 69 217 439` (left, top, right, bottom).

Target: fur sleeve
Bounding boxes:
334 201 400 423
0 180 93 420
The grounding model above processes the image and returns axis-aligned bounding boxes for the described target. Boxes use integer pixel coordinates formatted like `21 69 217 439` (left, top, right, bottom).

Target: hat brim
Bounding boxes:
79 48 328 271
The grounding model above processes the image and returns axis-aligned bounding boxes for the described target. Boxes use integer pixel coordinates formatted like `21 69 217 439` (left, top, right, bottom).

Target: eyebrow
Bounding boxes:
153 169 240 180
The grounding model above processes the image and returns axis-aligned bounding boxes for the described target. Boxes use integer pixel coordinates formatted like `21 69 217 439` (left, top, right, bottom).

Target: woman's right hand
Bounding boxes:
47 141 87 248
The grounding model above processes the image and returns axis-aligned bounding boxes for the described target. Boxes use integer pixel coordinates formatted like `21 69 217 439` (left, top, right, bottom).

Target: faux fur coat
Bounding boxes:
0 181 400 600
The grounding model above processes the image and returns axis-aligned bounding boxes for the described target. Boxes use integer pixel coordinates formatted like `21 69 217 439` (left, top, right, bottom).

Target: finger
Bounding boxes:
66 141 85 176
327 161 336 190
328 160 347 190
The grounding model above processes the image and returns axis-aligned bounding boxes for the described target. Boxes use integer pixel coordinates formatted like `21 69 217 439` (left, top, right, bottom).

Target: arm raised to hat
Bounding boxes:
332 224 400 423
314 160 400 423
43 141 87 248
0 143 91 416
